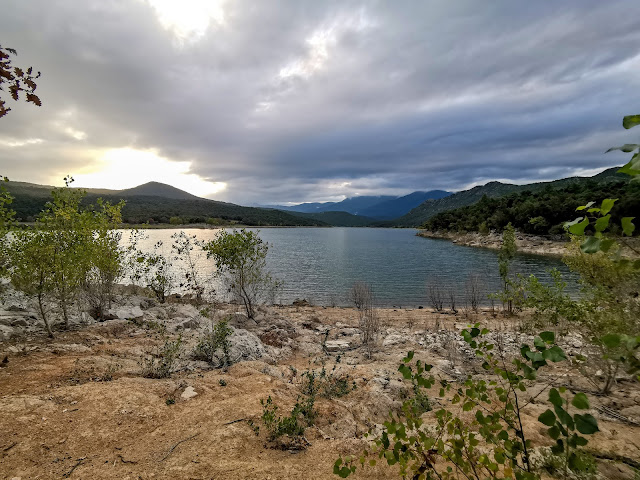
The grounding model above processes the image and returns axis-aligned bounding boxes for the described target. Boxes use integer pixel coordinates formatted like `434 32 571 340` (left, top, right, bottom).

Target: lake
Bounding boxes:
124 227 575 307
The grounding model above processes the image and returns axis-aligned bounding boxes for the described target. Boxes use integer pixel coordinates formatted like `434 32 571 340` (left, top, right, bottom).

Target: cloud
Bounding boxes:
1 0 639 203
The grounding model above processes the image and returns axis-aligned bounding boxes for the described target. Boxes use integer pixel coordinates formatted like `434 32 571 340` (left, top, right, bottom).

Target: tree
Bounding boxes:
0 45 41 118
498 222 517 313
204 229 279 319
9 228 55 336
0 176 16 283
36 179 95 328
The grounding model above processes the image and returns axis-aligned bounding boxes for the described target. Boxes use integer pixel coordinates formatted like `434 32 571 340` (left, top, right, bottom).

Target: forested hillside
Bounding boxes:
5 182 327 227
387 167 627 227
422 179 639 235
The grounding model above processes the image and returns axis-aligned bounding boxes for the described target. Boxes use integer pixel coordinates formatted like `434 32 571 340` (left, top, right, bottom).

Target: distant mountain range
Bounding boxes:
5 181 328 227
4 167 627 228
388 167 628 227
265 190 451 220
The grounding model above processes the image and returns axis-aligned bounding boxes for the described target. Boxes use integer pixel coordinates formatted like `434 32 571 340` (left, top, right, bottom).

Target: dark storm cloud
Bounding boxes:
1 0 639 203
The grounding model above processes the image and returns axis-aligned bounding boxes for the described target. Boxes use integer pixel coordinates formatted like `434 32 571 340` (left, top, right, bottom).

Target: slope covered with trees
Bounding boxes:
422 179 640 235
387 167 627 227
5 182 327 227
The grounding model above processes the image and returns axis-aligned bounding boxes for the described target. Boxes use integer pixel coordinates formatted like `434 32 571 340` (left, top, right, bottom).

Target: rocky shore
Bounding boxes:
1 287 639 479
417 230 570 256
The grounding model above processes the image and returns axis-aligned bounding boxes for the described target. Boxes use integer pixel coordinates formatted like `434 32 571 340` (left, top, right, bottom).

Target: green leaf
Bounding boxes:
605 144 639 153
539 331 555 343
576 202 595 211
571 393 590 410
599 239 615 252
548 388 562 407
581 236 601 254
547 425 561 440
594 214 611 232
574 414 599 435
542 346 566 363
566 217 588 235
623 114 640 129
621 217 636 236
600 199 617 216
538 409 556 426
618 154 640 176
601 334 621 349
403 351 414 363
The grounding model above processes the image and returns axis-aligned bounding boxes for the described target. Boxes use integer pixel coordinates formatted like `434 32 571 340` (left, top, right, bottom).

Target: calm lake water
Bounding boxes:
124 227 575 307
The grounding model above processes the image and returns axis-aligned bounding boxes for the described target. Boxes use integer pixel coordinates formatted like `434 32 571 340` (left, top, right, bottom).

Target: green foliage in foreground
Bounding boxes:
334 328 598 480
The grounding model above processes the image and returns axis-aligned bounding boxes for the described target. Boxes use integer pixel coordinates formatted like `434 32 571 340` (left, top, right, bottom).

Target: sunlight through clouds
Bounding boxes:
144 0 226 43
73 147 226 197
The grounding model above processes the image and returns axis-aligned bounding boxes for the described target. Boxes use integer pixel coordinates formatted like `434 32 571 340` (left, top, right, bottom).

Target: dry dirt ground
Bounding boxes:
1 302 639 480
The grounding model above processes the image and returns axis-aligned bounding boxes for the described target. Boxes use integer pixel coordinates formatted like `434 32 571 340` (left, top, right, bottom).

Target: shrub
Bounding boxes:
140 335 183 379
204 229 280 319
192 319 233 367
333 326 599 480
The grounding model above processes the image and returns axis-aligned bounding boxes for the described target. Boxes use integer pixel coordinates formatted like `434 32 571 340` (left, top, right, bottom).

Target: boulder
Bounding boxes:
181 386 198 400
382 334 408 347
226 327 266 363
0 324 16 341
324 339 352 352
108 306 144 321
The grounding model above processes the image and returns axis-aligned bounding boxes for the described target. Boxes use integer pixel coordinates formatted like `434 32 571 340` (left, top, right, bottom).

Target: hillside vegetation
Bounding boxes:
422 179 640 235
387 167 627 227
5 182 327 227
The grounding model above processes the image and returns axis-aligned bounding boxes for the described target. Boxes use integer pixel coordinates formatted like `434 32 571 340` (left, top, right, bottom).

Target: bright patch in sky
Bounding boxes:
144 0 225 43
73 147 226 197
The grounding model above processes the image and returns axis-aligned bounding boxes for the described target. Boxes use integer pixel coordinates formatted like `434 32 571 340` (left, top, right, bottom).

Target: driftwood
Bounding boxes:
160 433 200 462
63 457 86 478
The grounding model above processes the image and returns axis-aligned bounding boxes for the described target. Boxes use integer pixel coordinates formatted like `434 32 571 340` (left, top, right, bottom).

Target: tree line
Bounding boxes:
422 179 639 236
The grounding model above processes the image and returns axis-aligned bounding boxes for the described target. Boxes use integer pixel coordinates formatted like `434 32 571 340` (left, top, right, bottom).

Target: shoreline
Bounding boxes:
417 230 569 257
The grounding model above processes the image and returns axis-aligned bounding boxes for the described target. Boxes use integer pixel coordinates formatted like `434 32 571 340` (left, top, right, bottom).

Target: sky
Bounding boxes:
1 1 639 205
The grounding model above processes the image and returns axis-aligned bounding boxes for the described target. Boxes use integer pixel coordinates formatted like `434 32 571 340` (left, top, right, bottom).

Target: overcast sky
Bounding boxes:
1 1 639 205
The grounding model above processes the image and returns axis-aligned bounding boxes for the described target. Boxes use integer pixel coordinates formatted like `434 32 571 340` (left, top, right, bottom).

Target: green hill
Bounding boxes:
5 181 328 227
386 167 626 227
422 179 639 235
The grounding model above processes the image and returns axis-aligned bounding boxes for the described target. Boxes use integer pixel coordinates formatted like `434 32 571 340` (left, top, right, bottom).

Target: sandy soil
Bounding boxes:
1 303 639 480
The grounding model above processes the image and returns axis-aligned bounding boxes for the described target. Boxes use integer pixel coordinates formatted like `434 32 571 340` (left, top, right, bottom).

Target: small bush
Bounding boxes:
141 335 182 378
301 361 356 399
260 395 310 441
192 319 233 367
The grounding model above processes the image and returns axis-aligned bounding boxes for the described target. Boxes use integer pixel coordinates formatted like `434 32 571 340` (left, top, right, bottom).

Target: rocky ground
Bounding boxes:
417 231 570 256
1 290 639 479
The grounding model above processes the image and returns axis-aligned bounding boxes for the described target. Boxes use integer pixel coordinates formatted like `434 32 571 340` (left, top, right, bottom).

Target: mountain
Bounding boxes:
118 182 201 200
4 181 327 227
268 190 451 220
422 177 639 235
387 167 628 227
284 210 377 227
273 195 396 215
358 190 451 219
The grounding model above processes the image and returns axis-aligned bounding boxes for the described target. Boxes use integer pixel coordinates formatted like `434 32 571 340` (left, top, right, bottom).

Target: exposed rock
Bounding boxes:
146 307 168 320
226 327 266 363
108 306 144 321
168 304 200 320
324 339 352 352
0 324 16 341
382 334 408 347
182 318 202 329
180 386 198 400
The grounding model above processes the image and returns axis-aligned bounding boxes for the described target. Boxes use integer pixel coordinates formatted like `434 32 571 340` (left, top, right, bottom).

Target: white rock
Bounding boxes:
324 340 352 352
181 386 198 400
382 334 407 347
109 306 144 320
